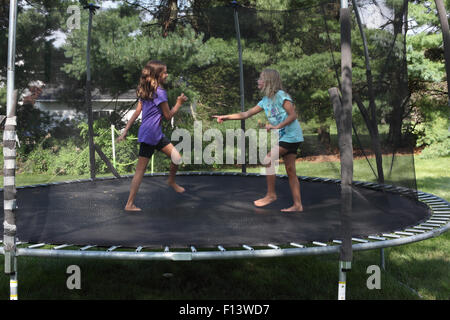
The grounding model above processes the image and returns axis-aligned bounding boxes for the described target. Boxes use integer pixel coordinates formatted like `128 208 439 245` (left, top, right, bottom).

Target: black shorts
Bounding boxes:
279 141 301 156
138 136 171 158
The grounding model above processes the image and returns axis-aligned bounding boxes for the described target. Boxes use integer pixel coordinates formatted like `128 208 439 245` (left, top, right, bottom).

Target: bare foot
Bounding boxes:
125 204 142 212
254 195 277 207
168 181 185 193
281 204 303 213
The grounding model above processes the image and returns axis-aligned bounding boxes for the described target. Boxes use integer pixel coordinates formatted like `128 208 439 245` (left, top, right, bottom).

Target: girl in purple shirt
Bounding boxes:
118 60 187 211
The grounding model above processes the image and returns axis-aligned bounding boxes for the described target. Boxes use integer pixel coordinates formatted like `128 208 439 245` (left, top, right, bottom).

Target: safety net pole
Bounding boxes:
3 0 19 301
232 1 246 173
337 0 353 301
84 4 100 180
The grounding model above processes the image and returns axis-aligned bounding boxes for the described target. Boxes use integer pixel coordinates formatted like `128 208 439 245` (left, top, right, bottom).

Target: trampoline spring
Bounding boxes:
164 246 170 253
217 246 226 252
421 223 442 228
332 240 342 244
312 241 327 247
414 226 433 231
394 232 415 236
267 244 280 250
351 238 369 243
433 210 450 214
242 245 254 251
418 194 439 200
382 234 401 239
28 243 46 249
423 200 446 204
368 236 387 241
428 219 448 224
289 242 304 248
405 228 426 234
433 214 450 218
190 246 197 252
107 246 121 252
53 244 73 250
136 246 144 252
80 245 96 251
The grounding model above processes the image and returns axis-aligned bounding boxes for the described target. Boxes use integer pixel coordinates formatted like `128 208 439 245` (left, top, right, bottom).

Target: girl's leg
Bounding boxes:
125 156 150 211
281 153 303 212
160 143 185 193
254 146 287 207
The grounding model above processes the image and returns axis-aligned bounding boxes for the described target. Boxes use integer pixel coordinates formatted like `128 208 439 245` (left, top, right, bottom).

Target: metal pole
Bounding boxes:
4 0 19 300
232 1 246 173
380 248 385 270
337 0 353 300
338 261 351 300
84 4 100 180
111 125 116 168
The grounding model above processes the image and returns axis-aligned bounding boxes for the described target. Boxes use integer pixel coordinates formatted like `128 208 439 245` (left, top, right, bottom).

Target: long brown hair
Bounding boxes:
136 60 166 100
260 68 284 98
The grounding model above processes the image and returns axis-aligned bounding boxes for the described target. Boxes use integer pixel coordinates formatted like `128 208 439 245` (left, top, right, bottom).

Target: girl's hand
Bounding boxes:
116 131 127 143
212 115 226 123
265 123 278 130
177 93 188 104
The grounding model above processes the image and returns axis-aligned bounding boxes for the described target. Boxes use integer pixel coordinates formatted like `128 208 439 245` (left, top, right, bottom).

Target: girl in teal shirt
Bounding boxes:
214 69 303 212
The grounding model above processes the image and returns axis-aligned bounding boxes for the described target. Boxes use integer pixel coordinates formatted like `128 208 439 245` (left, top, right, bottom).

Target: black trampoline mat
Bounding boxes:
0 175 431 248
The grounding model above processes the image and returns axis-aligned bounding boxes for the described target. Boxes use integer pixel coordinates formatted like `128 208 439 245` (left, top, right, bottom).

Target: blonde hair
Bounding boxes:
260 69 284 98
136 60 166 100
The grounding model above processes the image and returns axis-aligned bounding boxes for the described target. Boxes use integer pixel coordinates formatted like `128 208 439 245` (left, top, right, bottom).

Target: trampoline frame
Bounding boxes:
1 172 449 261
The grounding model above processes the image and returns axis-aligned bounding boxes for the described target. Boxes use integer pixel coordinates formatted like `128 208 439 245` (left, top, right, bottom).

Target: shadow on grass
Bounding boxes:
0 251 425 300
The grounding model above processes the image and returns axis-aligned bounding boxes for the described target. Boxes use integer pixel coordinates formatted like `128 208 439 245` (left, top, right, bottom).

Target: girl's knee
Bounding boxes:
285 163 296 175
262 156 271 167
170 150 182 165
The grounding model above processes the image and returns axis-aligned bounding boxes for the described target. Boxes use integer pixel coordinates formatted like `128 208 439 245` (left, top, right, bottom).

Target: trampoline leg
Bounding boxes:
380 249 385 270
9 257 18 300
338 261 352 300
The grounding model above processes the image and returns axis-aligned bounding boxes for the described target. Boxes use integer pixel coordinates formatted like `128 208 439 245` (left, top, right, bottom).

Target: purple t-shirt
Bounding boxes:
138 87 168 145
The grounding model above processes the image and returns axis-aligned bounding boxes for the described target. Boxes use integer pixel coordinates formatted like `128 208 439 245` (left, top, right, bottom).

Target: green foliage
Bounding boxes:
79 118 140 174
413 95 450 158
407 1 447 83
0 86 5 110
419 138 450 159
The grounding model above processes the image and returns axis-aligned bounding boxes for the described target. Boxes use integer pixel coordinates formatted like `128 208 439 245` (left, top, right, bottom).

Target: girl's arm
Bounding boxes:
266 100 297 130
159 93 188 120
213 105 263 122
117 100 142 141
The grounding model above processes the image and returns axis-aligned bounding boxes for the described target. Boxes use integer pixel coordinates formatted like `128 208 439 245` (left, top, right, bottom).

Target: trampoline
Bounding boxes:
1 172 449 261
3 0 450 301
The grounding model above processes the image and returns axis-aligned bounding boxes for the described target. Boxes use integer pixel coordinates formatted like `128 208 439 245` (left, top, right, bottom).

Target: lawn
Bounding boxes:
0 155 448 300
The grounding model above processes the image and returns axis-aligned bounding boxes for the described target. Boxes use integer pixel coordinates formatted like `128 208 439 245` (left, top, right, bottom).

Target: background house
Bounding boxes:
33 84 139 122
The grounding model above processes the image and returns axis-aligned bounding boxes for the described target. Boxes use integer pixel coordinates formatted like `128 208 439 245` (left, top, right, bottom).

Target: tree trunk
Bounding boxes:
377 0 408 149
435 0 450 106
161 0 178 36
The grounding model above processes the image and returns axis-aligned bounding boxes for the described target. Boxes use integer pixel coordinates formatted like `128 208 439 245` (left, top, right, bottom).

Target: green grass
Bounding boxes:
0 156 449 300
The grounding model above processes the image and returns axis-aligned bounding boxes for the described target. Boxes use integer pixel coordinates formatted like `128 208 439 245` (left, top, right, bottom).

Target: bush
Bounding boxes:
419 138 450 159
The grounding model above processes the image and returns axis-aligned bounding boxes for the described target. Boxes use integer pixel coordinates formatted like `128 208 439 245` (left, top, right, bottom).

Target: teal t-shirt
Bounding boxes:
257 90 304 143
